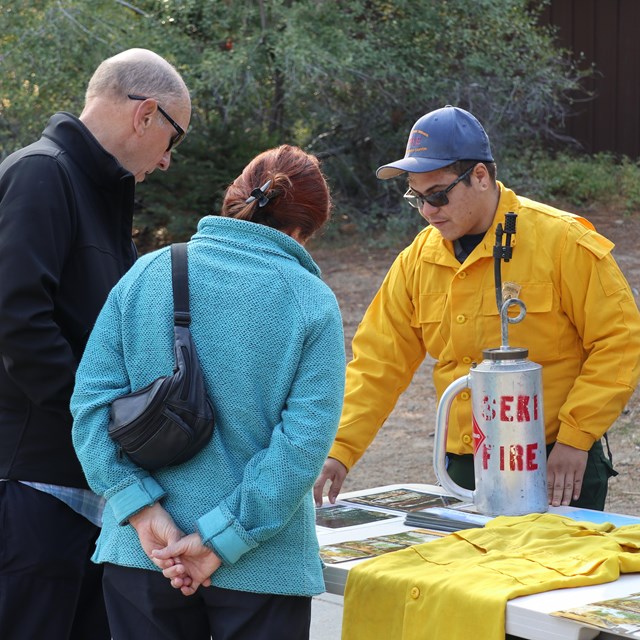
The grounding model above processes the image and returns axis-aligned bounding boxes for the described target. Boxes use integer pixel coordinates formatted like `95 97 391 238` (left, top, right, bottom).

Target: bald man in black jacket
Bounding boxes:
0 48 191 640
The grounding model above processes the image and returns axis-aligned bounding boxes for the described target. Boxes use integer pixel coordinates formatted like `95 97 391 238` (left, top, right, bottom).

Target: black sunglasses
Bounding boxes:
404 163 477 209
128 94 186 152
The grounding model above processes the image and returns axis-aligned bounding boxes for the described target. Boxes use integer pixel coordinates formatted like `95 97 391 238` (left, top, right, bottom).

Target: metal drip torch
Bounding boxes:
433 213 548 516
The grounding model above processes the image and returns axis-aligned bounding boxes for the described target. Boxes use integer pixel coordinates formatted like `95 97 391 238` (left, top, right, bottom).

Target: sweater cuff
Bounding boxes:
109 476 166 525
197 506 257 565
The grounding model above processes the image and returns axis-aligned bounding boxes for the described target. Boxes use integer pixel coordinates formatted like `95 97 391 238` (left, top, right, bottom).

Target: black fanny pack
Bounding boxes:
108 243 215 470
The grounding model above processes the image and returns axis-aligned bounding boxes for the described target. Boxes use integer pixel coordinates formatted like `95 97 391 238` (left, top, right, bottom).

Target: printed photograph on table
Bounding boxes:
318 544 374 564
377 528 447 545
403 506 490 532
320 529 444 564
551 592 640 638
340 488 464 512
315 504 398 529
336 537 408 556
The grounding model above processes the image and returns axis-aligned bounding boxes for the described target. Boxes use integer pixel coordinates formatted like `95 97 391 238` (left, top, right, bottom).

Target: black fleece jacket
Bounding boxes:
0 112 136 488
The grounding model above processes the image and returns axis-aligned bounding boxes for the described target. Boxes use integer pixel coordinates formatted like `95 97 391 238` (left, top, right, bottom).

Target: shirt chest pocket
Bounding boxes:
413 292 448 355
481 282 559 357
482 282 553 315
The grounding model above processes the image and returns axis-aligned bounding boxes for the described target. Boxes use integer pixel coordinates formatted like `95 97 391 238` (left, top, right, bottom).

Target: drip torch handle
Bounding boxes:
494 223 504 312
493 213 518 313
503 212 517 262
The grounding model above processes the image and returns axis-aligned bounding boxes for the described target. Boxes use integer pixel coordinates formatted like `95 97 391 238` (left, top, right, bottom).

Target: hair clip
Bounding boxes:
245 179 273 207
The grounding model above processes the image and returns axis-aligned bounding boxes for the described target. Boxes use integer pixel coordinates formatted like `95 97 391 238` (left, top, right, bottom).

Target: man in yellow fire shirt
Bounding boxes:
314 105 640 511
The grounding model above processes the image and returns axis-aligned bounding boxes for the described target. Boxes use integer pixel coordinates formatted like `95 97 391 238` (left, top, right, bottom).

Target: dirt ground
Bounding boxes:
310 208 640 516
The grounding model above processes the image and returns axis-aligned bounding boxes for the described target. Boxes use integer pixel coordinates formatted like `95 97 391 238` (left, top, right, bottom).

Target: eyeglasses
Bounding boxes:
403 164 477 209
128 94 186 151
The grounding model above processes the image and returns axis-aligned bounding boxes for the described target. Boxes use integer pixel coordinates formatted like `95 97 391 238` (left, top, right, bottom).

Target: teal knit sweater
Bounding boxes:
71 216 345 596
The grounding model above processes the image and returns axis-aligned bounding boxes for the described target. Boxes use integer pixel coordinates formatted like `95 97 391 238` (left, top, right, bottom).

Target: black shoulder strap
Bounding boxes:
170 243 190 327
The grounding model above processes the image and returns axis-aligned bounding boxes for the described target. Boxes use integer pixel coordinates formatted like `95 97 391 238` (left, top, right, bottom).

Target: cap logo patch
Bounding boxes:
407 128 429 154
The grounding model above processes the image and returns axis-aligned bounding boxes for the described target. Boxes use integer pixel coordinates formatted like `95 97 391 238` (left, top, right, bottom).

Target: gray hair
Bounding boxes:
85 48 188 105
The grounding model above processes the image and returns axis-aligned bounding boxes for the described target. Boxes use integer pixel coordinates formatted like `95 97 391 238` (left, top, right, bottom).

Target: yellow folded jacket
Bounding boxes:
342 513 640 640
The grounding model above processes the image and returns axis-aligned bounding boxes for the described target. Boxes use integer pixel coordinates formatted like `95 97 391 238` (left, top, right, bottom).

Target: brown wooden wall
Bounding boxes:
539 0 640 157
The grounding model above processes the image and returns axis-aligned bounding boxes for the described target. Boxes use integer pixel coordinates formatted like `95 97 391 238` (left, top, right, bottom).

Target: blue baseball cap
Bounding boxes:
376 105 494 179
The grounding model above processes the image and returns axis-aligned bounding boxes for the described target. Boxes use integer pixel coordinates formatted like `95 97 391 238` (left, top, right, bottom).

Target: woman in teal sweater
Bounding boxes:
71 145 346 640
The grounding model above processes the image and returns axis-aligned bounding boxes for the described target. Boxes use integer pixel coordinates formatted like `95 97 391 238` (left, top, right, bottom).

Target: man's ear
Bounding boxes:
132 98 157 136
474 163 490 189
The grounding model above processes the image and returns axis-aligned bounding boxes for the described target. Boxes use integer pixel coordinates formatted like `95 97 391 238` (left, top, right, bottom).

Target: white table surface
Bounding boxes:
317 484 640 640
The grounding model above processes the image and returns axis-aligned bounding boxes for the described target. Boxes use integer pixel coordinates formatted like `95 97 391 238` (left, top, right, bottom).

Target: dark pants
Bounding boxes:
103 563 312 640
0 480 109 640
446 439 616 510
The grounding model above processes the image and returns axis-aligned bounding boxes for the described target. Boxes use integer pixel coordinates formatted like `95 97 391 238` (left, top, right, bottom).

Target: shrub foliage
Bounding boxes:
2 0 622 251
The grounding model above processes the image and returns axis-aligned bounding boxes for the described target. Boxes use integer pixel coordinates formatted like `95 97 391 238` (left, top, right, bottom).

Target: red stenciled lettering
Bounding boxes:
517 395 531 422
499 395 539 422
500 395 514 421
481 395 496 421
509 444 524 470
526 443 539 470
496 443 540 471
482 443 492 469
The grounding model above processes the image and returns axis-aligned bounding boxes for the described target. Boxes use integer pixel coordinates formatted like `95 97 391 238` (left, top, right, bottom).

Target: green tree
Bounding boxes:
141 0 588 208
0 1 165 155
0 0 590 247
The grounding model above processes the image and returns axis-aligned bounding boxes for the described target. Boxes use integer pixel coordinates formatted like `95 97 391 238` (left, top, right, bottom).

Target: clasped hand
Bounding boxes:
129 503 221 596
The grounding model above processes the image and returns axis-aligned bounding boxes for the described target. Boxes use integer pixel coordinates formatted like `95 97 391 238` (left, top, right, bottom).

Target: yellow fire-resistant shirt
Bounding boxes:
330 183 640 464
342 513 640 640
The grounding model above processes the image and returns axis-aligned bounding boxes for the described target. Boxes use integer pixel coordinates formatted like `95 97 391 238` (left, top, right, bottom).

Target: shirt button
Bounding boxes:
410 587 420 600
460 391 470 401
462 356 472 364
456 315 466 324
462 434 472 444
458 271 467 279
